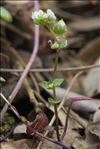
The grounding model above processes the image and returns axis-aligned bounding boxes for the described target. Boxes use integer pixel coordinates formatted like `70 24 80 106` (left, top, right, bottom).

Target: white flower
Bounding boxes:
32 10 48 25
47 9 56 21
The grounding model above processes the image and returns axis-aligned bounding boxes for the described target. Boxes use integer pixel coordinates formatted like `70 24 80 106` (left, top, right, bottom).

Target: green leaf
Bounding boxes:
44 81 54 89
48 97 61 105
44 78 64 89
0 6 12 23
53 78 64 87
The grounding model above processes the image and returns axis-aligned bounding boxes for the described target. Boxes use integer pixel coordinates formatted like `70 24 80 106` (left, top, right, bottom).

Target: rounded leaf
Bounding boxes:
53 78 64 87
48 97 61 105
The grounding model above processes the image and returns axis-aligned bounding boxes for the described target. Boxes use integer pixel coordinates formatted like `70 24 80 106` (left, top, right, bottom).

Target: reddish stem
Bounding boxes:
0 0 40 121
61 96 95 141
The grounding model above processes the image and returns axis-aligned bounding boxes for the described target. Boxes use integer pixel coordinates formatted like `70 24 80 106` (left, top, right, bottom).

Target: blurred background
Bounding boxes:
0 1 100 148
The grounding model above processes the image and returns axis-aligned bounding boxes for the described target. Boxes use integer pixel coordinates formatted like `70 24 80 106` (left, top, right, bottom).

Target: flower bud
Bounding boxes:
58 39 68 49
53 19 67 35
47 9 56 21
32 10 48 25
51 41 59 49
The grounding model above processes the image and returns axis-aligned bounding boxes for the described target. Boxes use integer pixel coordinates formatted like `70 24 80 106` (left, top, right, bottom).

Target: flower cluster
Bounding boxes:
32 9 56 25
32 9 67 49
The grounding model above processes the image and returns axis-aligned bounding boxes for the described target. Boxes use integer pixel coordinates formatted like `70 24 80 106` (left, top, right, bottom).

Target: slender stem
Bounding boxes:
52 49 60 141
60 96 95 141
1 64 100 73
53 49 60 76
0 0 40 122
60 102 72 141
41 71 83 144
0 93 29 125
0 93 70 149
0 93 22 121
53 88 60 141
34 131 71 149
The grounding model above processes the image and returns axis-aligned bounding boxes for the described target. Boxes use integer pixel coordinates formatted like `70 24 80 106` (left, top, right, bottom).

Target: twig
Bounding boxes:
61 96 96 141
9 47 41 112
34 131 71 149
0 0 40 122
1 64 100 73
0 93 71 149
60 102 72 141
0 93 22 122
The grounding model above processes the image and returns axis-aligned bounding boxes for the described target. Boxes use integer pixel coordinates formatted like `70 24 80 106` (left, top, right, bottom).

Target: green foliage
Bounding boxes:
44 81 54 89
0 6 12 23
48 97 61 105
53 78 64 87
44 78 64 89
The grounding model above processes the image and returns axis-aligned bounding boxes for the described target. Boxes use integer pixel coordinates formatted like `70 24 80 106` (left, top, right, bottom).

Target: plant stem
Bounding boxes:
60 96 95 141
60 102 72 141
53 49 60 76
34 131 71 149
53 88 60 141
0 0 40 122
52 49 60 141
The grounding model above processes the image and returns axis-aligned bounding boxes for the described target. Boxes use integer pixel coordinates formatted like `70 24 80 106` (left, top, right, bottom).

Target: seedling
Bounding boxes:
32 9 67 141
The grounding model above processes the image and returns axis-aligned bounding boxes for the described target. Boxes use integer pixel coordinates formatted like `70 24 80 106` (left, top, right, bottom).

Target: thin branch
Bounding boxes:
34 131 71 149
0 93 70 149
0 0 40 122
60 102 72 141
0 93 22 121
60 96 96 141
1 64 100 73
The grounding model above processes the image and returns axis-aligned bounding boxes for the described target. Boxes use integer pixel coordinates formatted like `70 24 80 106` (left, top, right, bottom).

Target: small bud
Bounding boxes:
51 41 59 49
32 10 48 25
51 40 67 49
47 9 56 21
53 19 67 35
